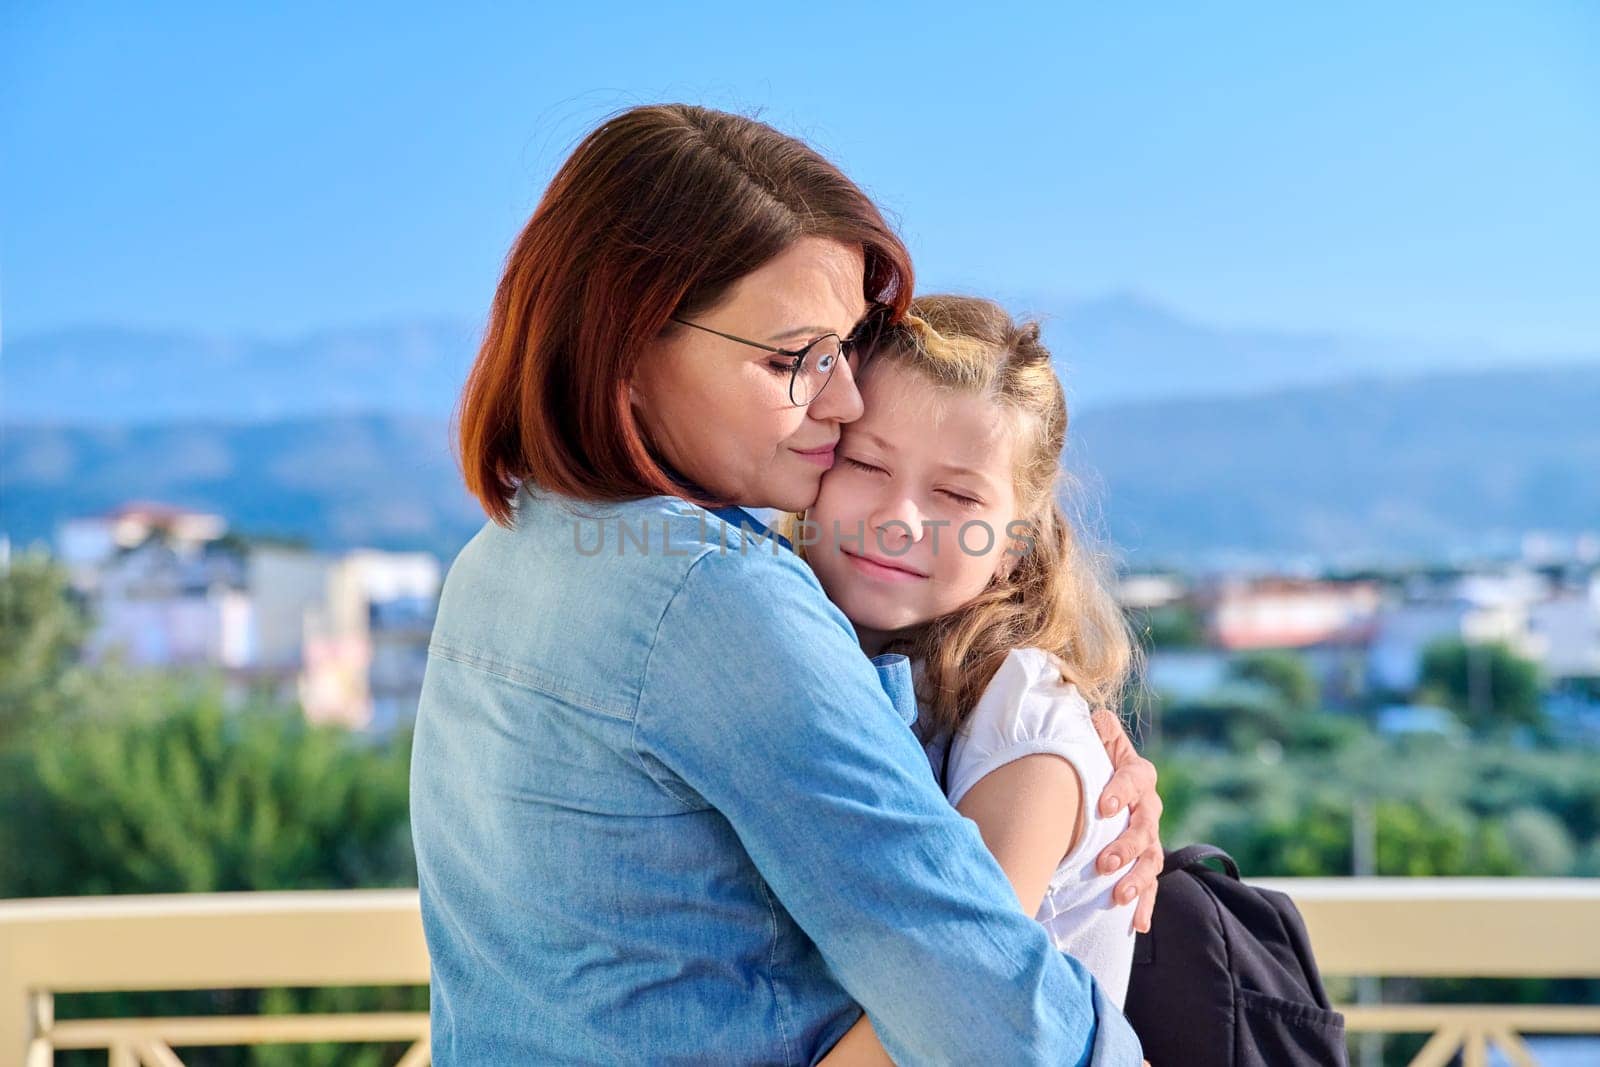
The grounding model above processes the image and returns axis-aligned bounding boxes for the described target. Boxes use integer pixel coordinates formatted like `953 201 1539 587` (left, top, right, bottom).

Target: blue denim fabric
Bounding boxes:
410 485 1142 1065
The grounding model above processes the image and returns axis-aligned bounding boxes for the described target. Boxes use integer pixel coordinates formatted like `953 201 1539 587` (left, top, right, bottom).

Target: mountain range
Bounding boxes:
10 295 1597 422
7 360 1597 566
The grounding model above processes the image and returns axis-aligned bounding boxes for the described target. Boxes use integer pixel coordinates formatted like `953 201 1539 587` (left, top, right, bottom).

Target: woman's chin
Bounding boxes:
761 473 824 514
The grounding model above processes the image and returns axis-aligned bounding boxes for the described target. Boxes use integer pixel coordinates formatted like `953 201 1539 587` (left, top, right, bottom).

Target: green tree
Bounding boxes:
3 672 414 897
0 551 90 747
1133 602 1206 649
1418 638 1543 736
1227 650 1319 713
1159 685 1288 750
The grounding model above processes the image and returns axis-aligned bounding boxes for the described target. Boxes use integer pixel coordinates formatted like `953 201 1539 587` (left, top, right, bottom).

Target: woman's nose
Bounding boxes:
807 356 864 424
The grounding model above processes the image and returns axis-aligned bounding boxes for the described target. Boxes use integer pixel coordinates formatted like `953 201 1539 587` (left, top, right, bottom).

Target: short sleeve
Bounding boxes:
944 647 1110 811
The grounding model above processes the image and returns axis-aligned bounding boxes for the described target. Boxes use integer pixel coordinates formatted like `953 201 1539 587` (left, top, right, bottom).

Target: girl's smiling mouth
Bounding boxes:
840 547 930 582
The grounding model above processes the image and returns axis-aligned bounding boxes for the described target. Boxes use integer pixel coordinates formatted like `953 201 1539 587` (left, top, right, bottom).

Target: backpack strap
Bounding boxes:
1162 844 1241 881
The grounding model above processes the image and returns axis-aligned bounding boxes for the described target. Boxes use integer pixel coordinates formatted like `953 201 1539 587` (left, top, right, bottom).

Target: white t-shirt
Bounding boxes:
920 647 1138 1007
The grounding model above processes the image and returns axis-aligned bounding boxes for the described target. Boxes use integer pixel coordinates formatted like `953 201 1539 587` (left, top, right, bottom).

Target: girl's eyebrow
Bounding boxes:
857 430 897 453
852 431 1002 494
936 462 1001 493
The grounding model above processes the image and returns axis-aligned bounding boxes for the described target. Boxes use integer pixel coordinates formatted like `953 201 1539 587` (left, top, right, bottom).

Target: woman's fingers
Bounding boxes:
1113 850 1163 933
1133 877 1159 934
1089 707 1164 932
1090 708 1156 818
1098 786 1163 873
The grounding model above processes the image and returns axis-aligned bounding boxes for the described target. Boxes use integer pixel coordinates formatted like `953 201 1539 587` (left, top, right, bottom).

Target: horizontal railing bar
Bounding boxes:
1341 1005 1600 1033
49 1012 428 1049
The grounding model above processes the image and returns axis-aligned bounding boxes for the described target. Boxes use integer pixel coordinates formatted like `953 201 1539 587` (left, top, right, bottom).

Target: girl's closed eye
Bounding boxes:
939 488 983 510
842 457 886 475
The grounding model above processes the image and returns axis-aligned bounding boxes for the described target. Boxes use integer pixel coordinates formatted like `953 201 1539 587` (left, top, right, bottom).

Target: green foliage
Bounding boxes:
1134 602 1206 649
1152 736 1596 879
0 551 92 747
1418 637 1544 736
1227 650 1319 712
1160 686 1286 748
1 672 414 898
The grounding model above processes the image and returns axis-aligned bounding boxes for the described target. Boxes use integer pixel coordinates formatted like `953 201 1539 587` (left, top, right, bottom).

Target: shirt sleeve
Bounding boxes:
944 648 1111 812
633 551 1143 1066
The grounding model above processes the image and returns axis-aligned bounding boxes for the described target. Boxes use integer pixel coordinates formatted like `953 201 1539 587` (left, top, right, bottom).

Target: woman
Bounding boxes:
410 103 1164 1065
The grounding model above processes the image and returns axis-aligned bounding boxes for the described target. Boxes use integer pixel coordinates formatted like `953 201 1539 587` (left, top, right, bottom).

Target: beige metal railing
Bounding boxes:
2 879 1598 1065
1255 877 1600 1066
0 891 428 1066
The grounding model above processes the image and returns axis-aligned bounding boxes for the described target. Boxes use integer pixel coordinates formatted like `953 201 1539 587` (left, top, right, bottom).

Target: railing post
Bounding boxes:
0 973 35 1067
23 990 53 1067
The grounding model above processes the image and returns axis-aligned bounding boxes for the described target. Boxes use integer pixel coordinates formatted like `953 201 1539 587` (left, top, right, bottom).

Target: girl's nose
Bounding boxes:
873 497 925 551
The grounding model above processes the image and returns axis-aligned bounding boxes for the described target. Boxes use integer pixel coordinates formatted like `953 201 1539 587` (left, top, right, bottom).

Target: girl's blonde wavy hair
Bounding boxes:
781 294 1139 745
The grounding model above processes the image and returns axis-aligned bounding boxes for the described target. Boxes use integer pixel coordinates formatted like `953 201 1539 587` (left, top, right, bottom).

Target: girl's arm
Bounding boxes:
818 754 1084 1066
954 753 1085 915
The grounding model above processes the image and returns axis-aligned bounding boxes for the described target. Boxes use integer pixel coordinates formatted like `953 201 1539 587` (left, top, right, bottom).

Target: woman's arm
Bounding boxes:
1091 708 1164 933
635 553 1142 1065
817 755 1084 1067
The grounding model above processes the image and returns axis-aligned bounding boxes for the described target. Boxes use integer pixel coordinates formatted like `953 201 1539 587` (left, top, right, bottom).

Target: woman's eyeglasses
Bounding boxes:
670 305 889 408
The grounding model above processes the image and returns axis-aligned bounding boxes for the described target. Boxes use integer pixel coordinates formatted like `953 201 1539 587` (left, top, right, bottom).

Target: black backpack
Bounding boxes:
1122 844 1349 1066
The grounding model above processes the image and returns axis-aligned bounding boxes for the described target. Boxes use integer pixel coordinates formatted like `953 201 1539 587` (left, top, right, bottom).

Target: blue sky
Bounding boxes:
3 2 1596 352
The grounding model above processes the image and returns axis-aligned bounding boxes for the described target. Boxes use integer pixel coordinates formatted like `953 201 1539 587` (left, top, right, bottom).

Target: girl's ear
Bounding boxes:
993 516 1031 581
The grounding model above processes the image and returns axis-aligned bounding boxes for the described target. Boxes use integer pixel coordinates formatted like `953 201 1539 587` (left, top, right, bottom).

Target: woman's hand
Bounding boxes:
1090 708 1163 934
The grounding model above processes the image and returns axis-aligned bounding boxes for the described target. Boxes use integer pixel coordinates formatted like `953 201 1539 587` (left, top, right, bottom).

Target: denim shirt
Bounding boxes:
410 484 1142 1065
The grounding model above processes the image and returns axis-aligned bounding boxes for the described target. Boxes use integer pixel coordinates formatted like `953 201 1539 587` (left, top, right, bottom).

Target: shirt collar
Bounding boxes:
657 459 794 554
706 505 794 554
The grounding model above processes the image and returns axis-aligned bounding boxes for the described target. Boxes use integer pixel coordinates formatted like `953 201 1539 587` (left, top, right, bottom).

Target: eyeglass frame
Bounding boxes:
668 304 890 407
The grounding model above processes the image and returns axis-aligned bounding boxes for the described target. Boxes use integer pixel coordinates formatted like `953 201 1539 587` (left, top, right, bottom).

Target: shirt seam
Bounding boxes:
427 640 633 721
754 875 797 1064
630 545 721 810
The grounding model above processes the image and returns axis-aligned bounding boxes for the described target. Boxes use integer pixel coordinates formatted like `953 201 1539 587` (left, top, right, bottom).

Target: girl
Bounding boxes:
798 294 1142 1065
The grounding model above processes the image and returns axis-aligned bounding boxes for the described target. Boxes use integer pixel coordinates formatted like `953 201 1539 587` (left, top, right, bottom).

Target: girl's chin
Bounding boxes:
828 588 922 635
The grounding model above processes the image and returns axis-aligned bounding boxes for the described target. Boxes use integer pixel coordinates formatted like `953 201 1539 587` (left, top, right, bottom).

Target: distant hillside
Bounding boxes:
1070 362 1600 565
1034 293 1595 409
5 364 1598 563
2 415 482 558
9 299 1595 422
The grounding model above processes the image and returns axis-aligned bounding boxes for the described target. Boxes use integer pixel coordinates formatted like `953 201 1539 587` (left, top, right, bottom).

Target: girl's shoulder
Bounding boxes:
980 646 1098 734
941 647 1108 807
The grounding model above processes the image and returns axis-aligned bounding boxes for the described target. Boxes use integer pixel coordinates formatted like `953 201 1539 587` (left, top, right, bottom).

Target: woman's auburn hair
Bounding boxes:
781 294 1141 735
457 103 914 524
